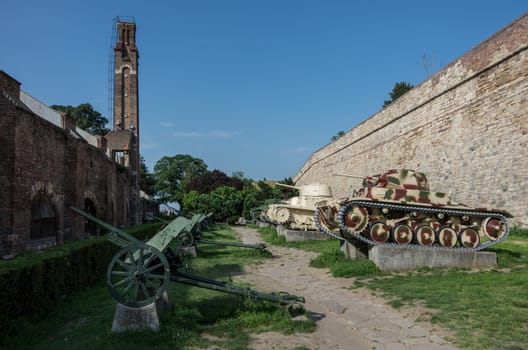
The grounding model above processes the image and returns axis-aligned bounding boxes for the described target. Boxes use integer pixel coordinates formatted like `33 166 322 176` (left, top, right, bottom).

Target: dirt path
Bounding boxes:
232 226 458 350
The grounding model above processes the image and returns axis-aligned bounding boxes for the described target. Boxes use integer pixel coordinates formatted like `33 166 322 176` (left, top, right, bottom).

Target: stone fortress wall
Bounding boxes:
294 14 528 227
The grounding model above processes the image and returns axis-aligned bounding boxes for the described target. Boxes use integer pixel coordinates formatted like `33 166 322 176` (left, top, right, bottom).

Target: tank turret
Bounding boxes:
263 182 334 231
315 169 512 251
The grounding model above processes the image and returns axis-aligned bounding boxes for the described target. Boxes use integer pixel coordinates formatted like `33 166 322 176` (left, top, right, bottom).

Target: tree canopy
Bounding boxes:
153 154 208 204
331 130 346 141
51 103 110 135
383 81 414 108
139 156 156 196
184 169 244 194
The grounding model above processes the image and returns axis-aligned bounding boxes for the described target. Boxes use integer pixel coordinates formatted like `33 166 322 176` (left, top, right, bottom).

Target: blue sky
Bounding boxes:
1 1 526 180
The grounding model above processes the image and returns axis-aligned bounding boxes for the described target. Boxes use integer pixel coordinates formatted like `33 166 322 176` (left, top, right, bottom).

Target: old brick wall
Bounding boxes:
294 14 528 227
0 83 17 254
0 71 133 256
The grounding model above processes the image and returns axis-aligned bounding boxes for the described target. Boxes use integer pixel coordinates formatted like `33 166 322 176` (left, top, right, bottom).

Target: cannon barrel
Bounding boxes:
333 173 365 179
275 183 299 189
171 271 305 306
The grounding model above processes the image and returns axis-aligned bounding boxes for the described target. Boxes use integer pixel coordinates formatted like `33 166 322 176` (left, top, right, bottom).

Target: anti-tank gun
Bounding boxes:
314 169 512 251
263 182 334 231
152 213 267 251
71 207 303 308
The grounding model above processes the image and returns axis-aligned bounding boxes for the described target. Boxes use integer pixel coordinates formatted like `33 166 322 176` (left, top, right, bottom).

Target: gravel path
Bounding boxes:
232 226 458 350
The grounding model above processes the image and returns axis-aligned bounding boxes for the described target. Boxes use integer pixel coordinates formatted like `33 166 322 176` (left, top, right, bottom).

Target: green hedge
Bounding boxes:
0 222 163 337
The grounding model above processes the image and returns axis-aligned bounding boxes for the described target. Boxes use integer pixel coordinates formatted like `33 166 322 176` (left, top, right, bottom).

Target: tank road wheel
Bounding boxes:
459 227 480 248
414 225 435 246
106 243 170 308
342 206 369 233
369 221 390 243
437 226 457 248
482 217 506 240
275 207 290 225
391 224 413 245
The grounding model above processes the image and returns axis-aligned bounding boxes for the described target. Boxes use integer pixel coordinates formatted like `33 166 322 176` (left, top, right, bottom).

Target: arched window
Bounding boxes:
84 198 98 236
31 192 57 240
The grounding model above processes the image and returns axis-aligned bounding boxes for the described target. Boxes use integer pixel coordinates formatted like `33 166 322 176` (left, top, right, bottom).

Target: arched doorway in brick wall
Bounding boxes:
84 198 98 236
31 191 57 248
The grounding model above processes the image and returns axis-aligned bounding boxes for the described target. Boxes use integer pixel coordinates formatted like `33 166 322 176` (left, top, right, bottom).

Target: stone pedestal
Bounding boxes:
283 229 330 242
111 302 160 332
257 221 271 228
340 240 367 259
369 246 497 272
181 246 197 257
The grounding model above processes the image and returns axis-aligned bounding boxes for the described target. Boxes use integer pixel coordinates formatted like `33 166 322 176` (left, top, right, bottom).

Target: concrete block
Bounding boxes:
340 240 367 259
369 246 497 272
155 290 171 315
284 229 331 242
277 224 285 236
181 246 196 257
111 302 160 332
257 221 271 228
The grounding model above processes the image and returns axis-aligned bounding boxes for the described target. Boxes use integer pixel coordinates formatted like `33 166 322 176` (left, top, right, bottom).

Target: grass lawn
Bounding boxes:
1 225 313 350
258 225 528 349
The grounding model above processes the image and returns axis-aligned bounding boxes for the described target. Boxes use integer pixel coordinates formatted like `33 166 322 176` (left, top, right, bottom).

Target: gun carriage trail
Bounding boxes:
232 226 458 350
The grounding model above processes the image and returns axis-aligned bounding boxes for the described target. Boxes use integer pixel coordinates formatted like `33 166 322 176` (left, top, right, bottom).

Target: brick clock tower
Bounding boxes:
106 19 141 225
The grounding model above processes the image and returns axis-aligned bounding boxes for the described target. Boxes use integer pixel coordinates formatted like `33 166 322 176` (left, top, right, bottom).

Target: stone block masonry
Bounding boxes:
295 14 528 227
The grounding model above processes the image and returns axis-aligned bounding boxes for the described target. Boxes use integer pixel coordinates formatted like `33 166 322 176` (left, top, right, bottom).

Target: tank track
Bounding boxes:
314 200 510 252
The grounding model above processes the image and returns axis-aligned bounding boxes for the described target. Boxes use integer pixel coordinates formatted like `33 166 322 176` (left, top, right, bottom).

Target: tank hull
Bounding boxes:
314 170 512 251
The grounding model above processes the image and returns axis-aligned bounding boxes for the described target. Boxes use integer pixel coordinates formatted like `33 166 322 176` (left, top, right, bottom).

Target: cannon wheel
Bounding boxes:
106 243 170 308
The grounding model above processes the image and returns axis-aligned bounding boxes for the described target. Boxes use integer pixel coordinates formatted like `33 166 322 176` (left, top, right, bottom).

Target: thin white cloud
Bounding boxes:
174 131 203 137
210 130 240 139
173 130 240 139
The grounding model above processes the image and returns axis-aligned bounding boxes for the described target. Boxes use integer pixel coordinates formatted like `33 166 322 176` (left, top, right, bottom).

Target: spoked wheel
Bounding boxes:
106 243 170 308
179 232 195 247
414 225 435 246
391 224 413 245
437 226 457 248
482 217 506 240
369 221 390 243
459 227 480 248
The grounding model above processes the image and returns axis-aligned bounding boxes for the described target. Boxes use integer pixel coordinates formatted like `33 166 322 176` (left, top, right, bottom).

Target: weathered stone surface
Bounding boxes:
340 240 367 259
284 229 330 242
294 15 528 228
369 246 496 271
111 303 160 332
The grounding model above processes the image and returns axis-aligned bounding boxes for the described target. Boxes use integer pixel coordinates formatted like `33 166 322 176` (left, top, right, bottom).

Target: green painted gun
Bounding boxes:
70 207 303 309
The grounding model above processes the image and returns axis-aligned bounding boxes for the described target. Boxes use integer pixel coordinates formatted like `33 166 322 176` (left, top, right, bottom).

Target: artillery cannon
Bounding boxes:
263 182 334 231
152 213 266 251
314 169 512 251
71 207 303 308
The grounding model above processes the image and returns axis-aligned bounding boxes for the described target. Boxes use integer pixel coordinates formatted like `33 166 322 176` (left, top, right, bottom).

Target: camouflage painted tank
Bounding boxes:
314 169 512 251
264 183 334 231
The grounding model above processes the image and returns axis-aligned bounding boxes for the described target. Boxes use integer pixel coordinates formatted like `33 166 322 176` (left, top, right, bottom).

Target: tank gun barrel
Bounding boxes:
333 173 365 179
275 183 299 189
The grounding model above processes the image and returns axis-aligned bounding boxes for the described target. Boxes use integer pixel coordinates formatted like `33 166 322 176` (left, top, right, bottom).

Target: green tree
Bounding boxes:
185 169 244 194
383 81 414 107
139 156 156 196
182 186 244 223
51 103 110 135
331 130 346 141
153 154 208 204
